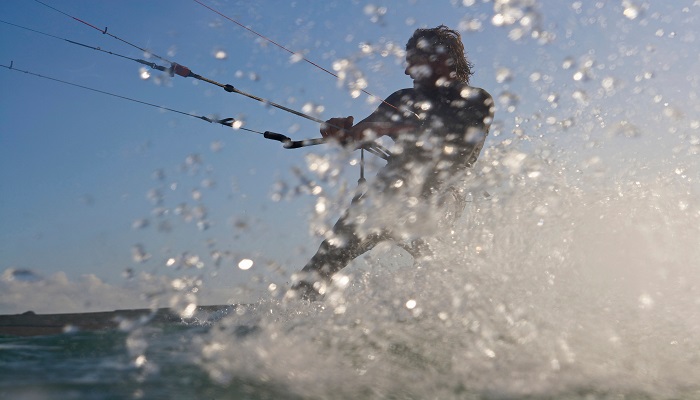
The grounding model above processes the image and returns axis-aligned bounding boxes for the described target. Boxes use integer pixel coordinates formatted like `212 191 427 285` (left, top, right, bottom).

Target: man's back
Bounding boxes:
377 83 493 198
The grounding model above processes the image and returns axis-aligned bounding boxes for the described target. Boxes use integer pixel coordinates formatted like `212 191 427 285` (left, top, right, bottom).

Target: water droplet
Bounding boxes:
185 154 202 167
290 52 304 63
492 14 506 27
201 178 215 189
146 188 162 205
238 258 253 270
171 278 187 290
301 102 324 116
139 67 151 80
152 169 165 181
495 67 513 83
459 18 482 32
572 89 588 105
498 91 519 112
315 198 327 213
562 57 575 70
180 303 197 318
231 119 244 129
612 120 641 138
663 105 683 120
502 151 527 173
213 50 227 60
363 4 387 24
334 305 347 315
572 70 586 81
561 118 575 128
210 141 224 153
134 355 147 368
622 1 641 20
132 219 149 230
508 28 524 41
638 293 654 309
601 76 616 92
131 244 150 263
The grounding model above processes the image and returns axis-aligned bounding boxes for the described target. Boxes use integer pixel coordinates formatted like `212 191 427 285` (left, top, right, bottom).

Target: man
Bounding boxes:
288 25 494 300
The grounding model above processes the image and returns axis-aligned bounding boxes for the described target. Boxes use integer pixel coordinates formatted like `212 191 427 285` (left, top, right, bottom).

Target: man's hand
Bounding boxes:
320 116 354 143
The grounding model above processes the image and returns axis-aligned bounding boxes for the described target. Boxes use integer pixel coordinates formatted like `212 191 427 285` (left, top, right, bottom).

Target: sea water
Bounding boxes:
3 2 700 400
194 145 700 399
2 141 699 399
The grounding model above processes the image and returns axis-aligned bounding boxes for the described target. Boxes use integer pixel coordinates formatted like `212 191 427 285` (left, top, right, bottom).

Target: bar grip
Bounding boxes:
284 138 325 149
263 131 291 143
263 132 326 149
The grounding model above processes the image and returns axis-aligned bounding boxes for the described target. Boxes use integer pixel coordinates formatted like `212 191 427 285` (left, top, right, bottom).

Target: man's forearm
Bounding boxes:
350 121 416 141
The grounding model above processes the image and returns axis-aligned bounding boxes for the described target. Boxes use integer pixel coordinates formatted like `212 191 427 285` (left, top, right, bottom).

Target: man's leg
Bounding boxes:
396 238 433 260
289 212 389 300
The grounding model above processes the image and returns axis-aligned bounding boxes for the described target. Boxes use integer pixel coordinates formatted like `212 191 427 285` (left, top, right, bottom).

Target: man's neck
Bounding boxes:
414 79 456 92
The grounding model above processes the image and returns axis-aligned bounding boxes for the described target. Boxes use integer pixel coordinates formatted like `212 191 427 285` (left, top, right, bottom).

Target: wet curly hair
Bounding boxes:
405 25 474 84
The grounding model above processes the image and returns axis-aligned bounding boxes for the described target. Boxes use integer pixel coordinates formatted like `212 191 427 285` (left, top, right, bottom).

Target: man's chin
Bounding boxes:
413 79 434 88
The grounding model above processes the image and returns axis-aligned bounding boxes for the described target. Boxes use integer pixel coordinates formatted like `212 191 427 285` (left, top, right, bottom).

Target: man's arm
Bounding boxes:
320 116 417 144
320 89 419 144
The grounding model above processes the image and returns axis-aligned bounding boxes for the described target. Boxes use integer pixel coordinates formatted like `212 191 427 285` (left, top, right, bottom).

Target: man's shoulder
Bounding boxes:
453 84 494 115
455 84 492 102
379 88 419 113
386 88 416 101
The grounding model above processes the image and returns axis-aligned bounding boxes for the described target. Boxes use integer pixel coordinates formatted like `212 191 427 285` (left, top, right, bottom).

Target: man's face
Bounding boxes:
404 50 432 82
404 47 451 85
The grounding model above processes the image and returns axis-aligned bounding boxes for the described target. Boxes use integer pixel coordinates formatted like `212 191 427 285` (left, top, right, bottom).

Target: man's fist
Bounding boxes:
320 116 354 143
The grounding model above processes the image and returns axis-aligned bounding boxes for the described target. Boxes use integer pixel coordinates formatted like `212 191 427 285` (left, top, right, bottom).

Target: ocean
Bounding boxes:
2 149 699 399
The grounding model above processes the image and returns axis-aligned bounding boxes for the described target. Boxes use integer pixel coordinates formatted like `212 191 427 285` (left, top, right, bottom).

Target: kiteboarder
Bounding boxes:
288 25 494 300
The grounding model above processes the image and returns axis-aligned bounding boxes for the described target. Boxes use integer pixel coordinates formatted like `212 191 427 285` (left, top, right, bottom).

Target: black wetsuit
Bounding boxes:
297 82 494 290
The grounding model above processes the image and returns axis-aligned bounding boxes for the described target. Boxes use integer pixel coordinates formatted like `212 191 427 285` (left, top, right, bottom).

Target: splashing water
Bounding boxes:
194 139 700 398
183 2 700 396
3 1 700 399
126 2 700 397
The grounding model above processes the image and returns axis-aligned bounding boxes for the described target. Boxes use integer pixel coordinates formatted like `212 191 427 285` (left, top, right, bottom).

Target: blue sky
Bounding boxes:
1 1 699 307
